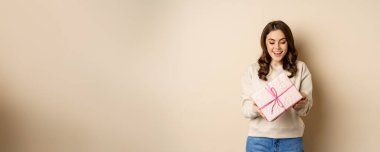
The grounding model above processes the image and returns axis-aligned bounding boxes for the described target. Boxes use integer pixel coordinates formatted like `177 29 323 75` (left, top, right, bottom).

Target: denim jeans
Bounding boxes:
246 136 304 152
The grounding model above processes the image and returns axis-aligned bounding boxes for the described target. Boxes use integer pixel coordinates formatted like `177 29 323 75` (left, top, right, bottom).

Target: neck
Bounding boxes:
271 61 283 67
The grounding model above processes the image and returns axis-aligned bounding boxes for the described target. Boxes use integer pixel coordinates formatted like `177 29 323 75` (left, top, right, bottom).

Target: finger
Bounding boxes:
294 101 306 109
293 104 301 109
299 99 306 104
259 111 265 117
253 103 259 109
253 103 265 117
301 92 307 99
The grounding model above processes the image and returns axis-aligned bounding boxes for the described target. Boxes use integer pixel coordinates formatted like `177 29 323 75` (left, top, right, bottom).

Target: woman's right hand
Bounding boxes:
253 101 265 118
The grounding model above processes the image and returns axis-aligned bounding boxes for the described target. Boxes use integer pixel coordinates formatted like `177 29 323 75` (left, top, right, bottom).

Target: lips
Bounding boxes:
273 51 282 57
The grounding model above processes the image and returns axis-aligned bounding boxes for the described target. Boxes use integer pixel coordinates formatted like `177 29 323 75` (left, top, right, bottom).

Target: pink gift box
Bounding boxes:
251 72 303 121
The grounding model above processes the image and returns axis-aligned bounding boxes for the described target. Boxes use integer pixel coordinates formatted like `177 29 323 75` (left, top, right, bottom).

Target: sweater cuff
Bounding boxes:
294 97 311 116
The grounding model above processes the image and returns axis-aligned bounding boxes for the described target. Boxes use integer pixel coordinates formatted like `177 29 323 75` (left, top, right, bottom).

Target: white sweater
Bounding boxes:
241 61 313 138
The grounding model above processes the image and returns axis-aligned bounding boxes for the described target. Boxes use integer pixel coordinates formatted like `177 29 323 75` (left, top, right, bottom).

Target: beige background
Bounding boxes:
0 0 379 152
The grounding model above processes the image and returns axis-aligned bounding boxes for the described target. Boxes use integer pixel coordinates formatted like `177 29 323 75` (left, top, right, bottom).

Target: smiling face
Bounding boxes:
266 29 288 65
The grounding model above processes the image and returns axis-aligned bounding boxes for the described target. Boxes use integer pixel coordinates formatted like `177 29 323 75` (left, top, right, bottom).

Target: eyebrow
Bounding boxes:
268 38 287 41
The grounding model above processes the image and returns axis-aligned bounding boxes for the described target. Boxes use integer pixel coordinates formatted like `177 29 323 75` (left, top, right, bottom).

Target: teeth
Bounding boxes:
274 52 282 56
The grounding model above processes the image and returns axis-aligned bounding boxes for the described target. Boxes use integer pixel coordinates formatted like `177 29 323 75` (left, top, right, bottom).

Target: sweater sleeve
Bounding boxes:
241 66 260 119
295 63 313 116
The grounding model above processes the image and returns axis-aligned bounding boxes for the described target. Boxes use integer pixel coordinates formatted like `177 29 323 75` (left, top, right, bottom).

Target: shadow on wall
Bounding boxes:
297 36 326 152
0 95 17 152
0 87 89 152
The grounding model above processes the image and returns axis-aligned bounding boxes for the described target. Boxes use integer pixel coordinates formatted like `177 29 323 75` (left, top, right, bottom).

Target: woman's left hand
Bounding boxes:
293 92 307 110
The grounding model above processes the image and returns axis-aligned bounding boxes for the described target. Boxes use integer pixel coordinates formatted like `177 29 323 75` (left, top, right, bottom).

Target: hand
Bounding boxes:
253 101 265 118
293 92 307 110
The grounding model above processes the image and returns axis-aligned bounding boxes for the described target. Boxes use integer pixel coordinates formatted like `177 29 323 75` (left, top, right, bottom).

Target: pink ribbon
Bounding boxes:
259 84 294 114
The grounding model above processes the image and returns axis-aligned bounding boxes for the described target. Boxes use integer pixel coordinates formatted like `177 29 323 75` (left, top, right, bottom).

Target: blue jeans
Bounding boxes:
246 136 304 152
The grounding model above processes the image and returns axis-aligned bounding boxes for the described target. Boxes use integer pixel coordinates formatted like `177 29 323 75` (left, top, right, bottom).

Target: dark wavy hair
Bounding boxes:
258 20 298 81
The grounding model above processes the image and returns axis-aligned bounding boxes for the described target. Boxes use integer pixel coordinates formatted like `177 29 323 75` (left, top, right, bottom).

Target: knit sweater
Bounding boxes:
241 61 313 138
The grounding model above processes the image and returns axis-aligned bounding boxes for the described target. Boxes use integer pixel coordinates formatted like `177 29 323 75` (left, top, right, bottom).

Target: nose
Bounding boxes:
275 42 281 49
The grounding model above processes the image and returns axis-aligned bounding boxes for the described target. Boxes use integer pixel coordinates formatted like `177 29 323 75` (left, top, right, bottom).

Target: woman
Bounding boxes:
241 20 313 152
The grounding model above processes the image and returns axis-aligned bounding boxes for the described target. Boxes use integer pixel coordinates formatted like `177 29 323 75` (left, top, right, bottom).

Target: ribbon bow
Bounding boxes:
259 87 286 114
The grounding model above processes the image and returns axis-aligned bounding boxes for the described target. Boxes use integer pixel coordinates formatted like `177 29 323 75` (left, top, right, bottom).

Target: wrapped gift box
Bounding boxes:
251 72 302 121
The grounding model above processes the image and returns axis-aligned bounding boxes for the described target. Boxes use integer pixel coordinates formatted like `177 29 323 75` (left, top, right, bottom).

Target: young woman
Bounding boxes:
241 20 313 152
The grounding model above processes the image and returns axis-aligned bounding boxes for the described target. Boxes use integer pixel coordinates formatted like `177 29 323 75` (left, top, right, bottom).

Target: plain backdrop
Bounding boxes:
0 0 380 152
